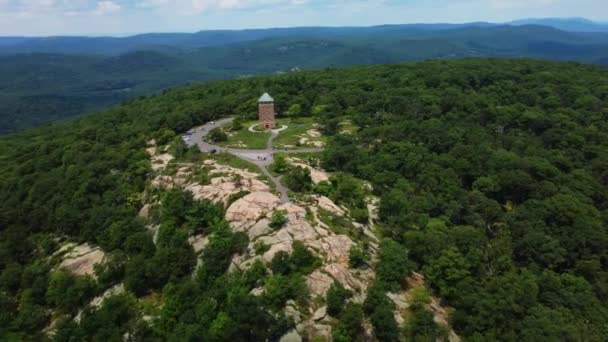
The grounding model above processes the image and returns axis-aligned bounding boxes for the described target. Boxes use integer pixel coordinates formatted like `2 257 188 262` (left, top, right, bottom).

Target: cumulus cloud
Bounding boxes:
95 1 121 15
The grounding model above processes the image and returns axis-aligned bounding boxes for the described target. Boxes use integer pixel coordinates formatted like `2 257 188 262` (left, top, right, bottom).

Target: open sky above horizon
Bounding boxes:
0 0 606 36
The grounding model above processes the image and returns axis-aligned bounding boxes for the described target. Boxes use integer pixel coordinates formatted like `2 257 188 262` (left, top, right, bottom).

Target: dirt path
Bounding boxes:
186 118 323 203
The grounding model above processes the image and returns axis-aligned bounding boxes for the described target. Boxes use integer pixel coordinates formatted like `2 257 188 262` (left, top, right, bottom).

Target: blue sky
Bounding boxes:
0 0 606 36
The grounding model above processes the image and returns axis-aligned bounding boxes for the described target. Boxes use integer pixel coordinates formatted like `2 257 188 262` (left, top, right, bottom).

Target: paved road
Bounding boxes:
185 118 323 203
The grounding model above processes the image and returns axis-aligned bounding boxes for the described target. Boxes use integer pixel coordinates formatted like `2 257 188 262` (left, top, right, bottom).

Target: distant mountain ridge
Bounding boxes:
510 17 608 33
0 24 499 56
1 18 607 55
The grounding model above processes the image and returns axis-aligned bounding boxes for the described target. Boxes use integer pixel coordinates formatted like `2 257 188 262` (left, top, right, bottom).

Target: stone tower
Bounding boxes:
258 93 276 130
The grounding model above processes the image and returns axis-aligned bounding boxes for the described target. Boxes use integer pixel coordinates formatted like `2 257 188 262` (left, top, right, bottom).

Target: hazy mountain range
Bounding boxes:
1 18 608 133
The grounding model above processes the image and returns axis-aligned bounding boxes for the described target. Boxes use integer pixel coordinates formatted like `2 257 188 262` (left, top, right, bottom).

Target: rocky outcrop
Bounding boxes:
306 270 335 298
287 158 330 185
144 147 377 340
151 153 174 172
226 192 281 223
306 129 322 138
279 329 302 342
57 243 105 277
188 234 210 254
311 195 346 216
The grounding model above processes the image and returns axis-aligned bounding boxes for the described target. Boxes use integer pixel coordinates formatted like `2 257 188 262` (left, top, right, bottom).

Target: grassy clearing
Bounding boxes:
273 117 326 149
216 120 270 149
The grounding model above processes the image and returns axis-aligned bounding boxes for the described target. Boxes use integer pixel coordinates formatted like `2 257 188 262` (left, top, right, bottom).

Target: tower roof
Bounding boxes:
258 93 274 102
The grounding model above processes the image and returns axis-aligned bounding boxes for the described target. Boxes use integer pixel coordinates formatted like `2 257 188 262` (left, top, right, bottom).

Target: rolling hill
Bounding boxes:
1 23 608 133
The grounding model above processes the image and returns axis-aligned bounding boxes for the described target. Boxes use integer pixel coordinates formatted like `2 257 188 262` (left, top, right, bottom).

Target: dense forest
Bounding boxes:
2 24 608 133
1 58 608 340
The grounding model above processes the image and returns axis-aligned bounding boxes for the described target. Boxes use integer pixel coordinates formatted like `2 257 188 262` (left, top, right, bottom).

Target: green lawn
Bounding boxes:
273 117 326 149
215 120 271 149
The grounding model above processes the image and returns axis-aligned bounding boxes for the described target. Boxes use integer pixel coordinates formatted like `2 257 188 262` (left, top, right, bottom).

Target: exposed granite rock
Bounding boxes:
58 244 105 277
311 195 346 216
226 192 281 222
312 306 327 321
150 153 174 172
306 271 334 298
188 234 209 254
279 329 302 342
306 235 353 264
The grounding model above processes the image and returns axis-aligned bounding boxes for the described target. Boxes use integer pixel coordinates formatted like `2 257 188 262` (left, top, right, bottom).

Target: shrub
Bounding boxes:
332 303 364 342
348 246 369 268
326 282 352 317
270 154 290 174
208 127 228 142
351 208 369 224
283 166 313 192
269 210 288 230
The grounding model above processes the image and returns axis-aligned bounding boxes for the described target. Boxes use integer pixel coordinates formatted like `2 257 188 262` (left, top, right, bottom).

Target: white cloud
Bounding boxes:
95 1 121 15
491 0 558 10
0 0 606 35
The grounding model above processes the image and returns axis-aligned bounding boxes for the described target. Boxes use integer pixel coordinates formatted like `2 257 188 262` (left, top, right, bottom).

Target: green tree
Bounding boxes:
326 282 352 317
208 127 228 142
270 154 290 174
283 166 313 192
332 303 364 342
46 271 97 313
376 239 410 290
423 247 470 300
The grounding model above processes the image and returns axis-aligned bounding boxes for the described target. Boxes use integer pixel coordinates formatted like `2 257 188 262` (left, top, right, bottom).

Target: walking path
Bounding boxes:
186 118 323 203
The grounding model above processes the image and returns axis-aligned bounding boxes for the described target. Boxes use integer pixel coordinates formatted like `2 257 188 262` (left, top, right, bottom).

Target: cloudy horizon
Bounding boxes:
0 0 606 36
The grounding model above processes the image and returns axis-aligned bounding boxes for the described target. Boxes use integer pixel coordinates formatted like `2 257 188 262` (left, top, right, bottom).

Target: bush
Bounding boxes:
326 282 352 317
283 166 313 192
290 241 319 275
254 241 271 255
270 251 291 275
231 117 244 131
270 242 319 276
208 127 228 142
269 210 288 230
312 181 333 197
351 208 369 224
332 303 364 342
348 246 369 268
263 274 306 309
270 154 290 174
46 271 97 313
402 303 447 341
94 251 127 289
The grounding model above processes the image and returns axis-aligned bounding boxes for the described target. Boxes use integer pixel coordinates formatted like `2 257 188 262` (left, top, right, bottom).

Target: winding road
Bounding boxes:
185 118 323 203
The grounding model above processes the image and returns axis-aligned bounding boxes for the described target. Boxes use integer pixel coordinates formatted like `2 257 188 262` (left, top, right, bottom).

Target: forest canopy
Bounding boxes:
1 58 608 340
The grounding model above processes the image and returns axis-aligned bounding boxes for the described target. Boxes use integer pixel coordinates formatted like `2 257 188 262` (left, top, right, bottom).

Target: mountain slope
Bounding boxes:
1 58 607 341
